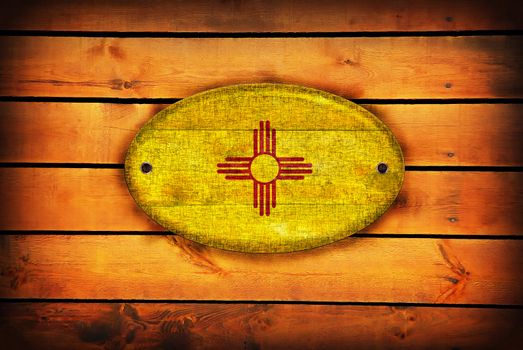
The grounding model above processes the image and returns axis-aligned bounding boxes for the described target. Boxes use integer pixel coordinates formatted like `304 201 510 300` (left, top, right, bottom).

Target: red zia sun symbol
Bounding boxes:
217 120 312 216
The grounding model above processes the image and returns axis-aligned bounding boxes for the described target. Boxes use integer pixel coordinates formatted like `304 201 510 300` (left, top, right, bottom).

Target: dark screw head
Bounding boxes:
141 162 153 174
377 163 388 174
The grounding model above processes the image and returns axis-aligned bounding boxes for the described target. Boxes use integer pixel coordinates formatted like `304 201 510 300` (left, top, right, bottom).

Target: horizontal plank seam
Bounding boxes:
0 30 523 38
1 232 522 239
406 166 523 172
0 163 125 169
1 163 522 172
0 298 521 309
1 96 523 104
353 233 523 239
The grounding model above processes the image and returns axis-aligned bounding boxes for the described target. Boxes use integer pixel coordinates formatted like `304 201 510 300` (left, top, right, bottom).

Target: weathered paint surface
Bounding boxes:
125 84 404 252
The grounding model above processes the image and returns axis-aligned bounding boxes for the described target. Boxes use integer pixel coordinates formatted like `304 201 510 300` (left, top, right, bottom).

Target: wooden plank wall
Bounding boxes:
0 1 522 348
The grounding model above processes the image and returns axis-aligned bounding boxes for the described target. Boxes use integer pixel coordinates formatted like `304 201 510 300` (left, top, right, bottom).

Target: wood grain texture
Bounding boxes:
1 102 522 166
0 235 522 303
0 168 521 235
0 303 522 349
0 0 522 32
1 36 522 99
0 1 522 347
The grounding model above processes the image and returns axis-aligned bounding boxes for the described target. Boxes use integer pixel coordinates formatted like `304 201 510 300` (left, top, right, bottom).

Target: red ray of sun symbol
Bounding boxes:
217 121 312 216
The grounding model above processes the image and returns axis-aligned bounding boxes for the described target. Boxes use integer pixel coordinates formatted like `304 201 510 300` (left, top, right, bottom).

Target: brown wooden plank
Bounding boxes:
1 36 522 99
1 102 522 166
0 303 522 349
367 104 523 167
0 0 522 32
0 235 522 303
0 168 521 235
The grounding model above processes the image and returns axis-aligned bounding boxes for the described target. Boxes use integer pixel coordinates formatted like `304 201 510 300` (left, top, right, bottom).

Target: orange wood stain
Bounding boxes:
0 1 522 347
0 103 522 166
0 36 522 99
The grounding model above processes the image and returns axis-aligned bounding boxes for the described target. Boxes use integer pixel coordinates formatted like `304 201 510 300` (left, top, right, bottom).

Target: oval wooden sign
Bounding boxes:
125 84 404 253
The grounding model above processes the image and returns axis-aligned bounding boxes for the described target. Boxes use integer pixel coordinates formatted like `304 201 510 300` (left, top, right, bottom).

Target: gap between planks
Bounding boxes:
2 30 523 38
